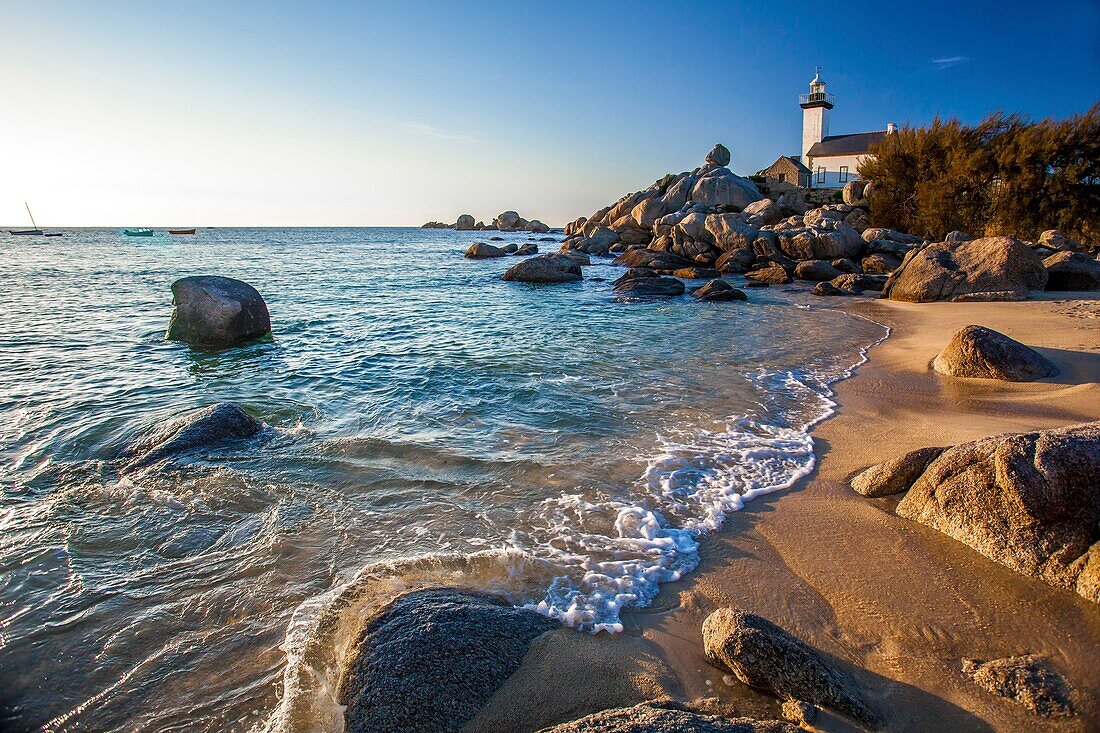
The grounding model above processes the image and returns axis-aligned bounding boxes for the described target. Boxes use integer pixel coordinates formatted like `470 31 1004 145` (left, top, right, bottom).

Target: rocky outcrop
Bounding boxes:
515 243 538 256
882 237 1048 302
502 254 583 283
341 590 557 733
455 214 476 230
861 253 901 275
932 325 1058 381
538 700 798 733
850 447 946 497
702 609 879 728
612 269 686 297
962 656 1074 717
528 219 551 234
691 280 747 302
465 242 508 259
896 421 1100 603
1043 251 1100 291
812 273 887 297
673 267 720 280
123 403 262 468
166 275 272 347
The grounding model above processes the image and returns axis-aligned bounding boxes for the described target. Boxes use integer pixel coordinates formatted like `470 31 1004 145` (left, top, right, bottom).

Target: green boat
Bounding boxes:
123 228 154 237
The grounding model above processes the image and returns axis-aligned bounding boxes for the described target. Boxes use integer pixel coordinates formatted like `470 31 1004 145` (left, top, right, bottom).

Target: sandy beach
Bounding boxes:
473 294 1100 733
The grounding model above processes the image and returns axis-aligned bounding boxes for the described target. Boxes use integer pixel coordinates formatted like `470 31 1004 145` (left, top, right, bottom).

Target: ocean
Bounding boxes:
0 227 887 732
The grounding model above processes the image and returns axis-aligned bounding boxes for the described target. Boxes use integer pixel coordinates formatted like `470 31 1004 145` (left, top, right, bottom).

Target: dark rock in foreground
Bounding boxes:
702 608 879 728
341 589 557 733
962 655 1074 717
896 421 1100 603
932 325 1058 381
882 237 1047 302
502 254 582 283
691 280 747 302
851 446 946 497
793 259 842 281
1043 251 1100 291
612 269 685 297
124 402 262 468
465 242 507 259
538 700 798 733
613 249 692 272
166 275 271 347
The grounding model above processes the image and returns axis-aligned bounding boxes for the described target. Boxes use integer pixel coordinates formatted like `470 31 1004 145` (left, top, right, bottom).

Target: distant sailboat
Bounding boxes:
9 202 43 235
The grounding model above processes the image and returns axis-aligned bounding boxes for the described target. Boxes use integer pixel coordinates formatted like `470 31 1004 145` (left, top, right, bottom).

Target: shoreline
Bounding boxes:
471 294 1100 732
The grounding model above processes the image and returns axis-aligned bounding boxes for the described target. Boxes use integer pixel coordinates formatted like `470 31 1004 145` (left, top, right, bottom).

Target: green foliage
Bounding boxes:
858 105 1099 243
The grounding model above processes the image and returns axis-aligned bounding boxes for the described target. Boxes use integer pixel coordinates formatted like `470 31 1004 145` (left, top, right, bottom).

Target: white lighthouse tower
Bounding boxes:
800 67 834 163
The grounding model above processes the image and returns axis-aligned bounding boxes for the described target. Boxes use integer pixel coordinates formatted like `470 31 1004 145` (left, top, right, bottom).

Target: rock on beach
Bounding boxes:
932 325 1058 381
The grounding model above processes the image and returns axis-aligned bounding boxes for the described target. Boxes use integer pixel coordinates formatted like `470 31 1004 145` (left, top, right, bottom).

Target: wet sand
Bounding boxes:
473 295 1100 733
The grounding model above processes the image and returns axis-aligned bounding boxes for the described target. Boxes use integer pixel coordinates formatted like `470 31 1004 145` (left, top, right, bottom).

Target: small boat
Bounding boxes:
9 202 44 235
44 232 63 237
168 229 196 235
123 228 154 237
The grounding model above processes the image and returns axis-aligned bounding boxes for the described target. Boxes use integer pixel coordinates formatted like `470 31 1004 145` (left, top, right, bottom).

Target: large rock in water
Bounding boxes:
465 242 507 259
1043 251 1100 291
612 269 685 297
538 700 798 733
896 421 1100 603
702 609 879 728
166 276 271 347
882 237 1047 302
502 254 582 283
124 402 262 468
691 279 747 302
455 214 476 230
341 590 557 733
932 325 1058 381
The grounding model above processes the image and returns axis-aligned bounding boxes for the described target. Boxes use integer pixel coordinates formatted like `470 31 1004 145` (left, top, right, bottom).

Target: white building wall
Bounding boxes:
806 153 868 189
801 106 830 163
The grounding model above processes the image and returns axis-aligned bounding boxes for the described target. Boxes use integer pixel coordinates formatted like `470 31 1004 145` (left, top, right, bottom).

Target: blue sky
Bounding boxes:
2 0 1097 226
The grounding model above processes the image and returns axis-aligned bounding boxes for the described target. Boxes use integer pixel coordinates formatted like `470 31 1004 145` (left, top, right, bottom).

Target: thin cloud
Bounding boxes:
931 56 969 70
401 122 478 143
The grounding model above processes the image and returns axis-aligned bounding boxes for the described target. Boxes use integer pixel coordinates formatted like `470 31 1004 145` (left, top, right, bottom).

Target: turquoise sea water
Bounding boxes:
0 228 886 732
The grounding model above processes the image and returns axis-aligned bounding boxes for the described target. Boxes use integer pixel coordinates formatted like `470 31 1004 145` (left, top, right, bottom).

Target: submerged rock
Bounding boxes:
882 237 1047 302
166 275 271 347
691 279 747 302
612 269 685 297
539 700 798 733
502 254 582 283
932 325 1058 381
341 590 557 733
962 655 1074 717
850 446 946 497
465 242 507 259
897 421 1100 603
702 609 879 728
124 402 262 468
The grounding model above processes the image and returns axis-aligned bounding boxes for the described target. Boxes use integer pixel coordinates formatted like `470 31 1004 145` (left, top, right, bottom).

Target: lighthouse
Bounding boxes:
800 67 834 163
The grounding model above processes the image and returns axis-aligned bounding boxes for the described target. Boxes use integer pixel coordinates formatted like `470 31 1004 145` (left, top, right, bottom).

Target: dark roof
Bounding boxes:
806 131 887 158
783 155 813 174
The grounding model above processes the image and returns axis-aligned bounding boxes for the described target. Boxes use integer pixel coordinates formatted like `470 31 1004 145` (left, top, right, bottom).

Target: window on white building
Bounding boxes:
816 166 825 184
839 166 849 183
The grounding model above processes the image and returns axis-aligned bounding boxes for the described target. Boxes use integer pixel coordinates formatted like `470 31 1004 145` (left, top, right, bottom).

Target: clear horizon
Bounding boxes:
2 0 1097 228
